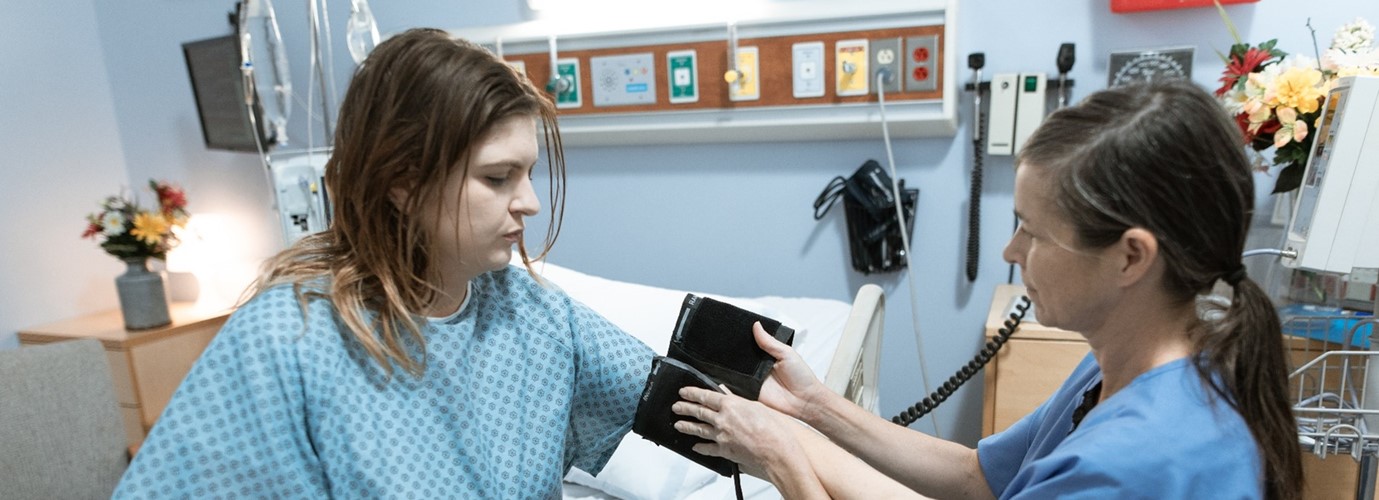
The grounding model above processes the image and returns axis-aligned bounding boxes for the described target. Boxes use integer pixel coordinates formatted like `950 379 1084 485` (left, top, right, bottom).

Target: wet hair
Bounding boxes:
250 28 566 379
1017 80 1300 499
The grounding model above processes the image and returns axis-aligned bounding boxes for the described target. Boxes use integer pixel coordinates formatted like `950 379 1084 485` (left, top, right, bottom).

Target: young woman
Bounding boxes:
115 28 653 498
674 80 1302 499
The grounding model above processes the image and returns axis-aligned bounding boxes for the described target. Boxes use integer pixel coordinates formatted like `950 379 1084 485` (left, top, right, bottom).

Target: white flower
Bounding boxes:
101 211 126 236
1331 18 1375 53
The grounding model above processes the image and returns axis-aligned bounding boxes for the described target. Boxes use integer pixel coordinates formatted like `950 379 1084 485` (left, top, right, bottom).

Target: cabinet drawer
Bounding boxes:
986 338 1090 435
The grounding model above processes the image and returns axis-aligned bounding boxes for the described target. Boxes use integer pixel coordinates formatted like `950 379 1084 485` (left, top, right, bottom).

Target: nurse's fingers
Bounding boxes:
679 386 724 410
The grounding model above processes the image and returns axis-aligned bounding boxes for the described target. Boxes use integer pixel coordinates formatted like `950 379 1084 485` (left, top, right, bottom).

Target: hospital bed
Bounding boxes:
528 261 884 500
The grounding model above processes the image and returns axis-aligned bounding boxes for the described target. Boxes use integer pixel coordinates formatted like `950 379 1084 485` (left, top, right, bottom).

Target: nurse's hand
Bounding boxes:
750 322 830 421
673 386 799 478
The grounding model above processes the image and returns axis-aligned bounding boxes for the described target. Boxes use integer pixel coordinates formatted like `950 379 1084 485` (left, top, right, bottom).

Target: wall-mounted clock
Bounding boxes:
1107 47 1194 87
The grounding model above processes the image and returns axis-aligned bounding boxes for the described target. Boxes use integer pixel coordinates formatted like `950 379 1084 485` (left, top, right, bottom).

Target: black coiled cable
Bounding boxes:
965 113 985 283
891 295 1030 427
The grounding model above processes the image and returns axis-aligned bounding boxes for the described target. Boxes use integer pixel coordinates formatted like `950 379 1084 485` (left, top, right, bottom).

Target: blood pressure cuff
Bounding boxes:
632 294 795 477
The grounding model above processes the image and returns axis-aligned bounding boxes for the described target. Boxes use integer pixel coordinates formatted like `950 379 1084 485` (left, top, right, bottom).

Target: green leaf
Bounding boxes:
1273 162 1305 194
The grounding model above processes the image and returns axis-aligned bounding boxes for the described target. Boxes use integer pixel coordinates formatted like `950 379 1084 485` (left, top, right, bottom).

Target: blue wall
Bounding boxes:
3 0 1375 447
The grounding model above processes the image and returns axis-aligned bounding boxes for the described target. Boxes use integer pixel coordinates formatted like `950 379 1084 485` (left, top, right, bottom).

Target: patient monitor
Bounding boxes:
1281 75 1379 274
270 151 330 244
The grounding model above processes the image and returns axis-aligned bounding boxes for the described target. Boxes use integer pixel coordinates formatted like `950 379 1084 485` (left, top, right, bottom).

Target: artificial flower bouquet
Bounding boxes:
82 179 190 260
1215 13 1379 193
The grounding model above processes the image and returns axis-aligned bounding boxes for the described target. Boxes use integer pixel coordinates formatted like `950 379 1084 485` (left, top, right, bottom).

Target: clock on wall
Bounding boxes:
1107 47 1194 87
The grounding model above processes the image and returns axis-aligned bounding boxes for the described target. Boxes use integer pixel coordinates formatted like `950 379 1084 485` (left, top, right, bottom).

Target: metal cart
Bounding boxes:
1289 312 1379 499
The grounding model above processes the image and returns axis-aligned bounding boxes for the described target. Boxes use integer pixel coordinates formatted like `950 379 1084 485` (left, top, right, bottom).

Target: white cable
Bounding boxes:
876 70 940 438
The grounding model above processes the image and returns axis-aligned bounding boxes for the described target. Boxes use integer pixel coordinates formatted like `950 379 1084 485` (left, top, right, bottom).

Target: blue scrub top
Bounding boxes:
978 352 1264 499
114 265 654 499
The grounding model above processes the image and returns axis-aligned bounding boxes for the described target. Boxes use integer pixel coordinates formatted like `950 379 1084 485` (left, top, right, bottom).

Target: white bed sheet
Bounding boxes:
529 261 851 500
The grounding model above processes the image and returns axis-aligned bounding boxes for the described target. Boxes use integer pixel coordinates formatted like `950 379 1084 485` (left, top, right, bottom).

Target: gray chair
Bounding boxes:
0 338 129 499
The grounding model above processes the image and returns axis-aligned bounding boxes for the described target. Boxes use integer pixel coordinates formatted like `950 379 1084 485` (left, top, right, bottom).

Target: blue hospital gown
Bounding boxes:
114 265 654 498
978 352 1263 499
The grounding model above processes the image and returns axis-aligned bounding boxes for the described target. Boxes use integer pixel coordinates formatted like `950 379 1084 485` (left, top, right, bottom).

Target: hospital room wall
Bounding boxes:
0 0 132 350
1 0 1374 450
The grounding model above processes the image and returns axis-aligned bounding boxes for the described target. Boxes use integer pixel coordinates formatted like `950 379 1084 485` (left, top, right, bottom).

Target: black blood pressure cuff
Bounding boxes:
632 294 795 477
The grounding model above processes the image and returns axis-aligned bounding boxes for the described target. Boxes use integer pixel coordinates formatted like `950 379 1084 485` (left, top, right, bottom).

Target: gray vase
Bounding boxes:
116 257 171 330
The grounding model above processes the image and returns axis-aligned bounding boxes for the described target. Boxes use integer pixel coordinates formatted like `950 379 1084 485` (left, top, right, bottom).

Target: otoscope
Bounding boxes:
1056 43 1075 108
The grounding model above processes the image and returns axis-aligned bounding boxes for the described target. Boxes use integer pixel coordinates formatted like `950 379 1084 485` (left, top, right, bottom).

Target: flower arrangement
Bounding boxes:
82 180 190 261
1215 9 1379 193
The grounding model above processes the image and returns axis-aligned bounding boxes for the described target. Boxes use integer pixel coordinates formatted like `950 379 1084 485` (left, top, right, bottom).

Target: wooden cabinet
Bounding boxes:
979 284 1370 499
18 303 230 452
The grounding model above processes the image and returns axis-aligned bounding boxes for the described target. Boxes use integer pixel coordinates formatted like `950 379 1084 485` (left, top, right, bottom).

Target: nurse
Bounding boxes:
114 28 653 498
674 80 1302 499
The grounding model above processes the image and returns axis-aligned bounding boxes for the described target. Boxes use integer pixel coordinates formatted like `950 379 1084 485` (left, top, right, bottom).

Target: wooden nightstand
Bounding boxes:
18 303 231 453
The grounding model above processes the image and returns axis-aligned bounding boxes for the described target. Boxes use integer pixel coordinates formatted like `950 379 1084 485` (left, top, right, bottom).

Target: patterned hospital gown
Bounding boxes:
113 265 654 498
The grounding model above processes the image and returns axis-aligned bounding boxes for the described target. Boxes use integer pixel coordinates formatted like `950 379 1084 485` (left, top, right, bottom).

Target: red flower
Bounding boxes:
81 221 102 239
1216 47 1275 96
153 182 188 213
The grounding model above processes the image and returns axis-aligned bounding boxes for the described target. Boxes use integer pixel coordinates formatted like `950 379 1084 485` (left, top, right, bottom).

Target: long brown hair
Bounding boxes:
249 28 566 379
1017 80 1301 499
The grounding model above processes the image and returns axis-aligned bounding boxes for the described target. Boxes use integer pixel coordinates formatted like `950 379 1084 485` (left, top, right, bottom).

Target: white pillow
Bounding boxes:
532 261 803 499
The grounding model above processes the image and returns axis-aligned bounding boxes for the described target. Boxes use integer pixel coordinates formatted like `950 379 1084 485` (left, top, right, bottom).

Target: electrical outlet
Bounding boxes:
729 46 760 102
870 37 902 95
667 49 698 104
792 41 825 98
835 39 869 97
905 35 938 93
553 58 581 109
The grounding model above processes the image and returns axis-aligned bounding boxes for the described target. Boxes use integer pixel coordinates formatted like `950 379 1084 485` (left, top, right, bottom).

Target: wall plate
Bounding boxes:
836 39 869 97
792 41 825 99
554 57 581 109
905 35 938 93
667 49 698 104
729 46 760 102
870 37 901 95
591 52 657 107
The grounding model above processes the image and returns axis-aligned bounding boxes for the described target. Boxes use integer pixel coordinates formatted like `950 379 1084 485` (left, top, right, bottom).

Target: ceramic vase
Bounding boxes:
116 257 171 330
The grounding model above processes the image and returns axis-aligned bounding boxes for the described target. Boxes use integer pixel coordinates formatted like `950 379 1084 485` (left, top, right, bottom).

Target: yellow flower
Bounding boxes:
130 212 171 245
1270 67 1325 113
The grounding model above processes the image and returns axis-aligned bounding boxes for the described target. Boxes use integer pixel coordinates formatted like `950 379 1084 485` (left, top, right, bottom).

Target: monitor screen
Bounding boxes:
182 34 271 153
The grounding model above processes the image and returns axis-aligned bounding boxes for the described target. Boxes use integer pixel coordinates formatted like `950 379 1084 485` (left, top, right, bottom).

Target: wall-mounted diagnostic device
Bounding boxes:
1012 73 1046 155
987 73 1018 155
1281 75 1379 274
271 151 331 245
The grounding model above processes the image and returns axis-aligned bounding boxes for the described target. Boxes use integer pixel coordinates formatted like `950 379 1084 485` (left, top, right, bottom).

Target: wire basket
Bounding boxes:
1288 314 1379 461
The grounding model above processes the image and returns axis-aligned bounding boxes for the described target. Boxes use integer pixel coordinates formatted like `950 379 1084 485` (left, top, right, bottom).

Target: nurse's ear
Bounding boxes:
1114 227 1160 287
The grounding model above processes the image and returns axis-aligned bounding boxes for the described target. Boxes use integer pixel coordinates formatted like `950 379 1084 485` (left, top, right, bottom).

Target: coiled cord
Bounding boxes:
892 295 1030 427
965 112 986 282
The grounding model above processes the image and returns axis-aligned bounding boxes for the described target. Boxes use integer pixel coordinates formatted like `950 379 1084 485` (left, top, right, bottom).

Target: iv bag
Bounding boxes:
347 0 381 64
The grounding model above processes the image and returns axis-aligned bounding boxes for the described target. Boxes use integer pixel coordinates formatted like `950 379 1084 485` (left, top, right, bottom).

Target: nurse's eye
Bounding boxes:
485 176 509 186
